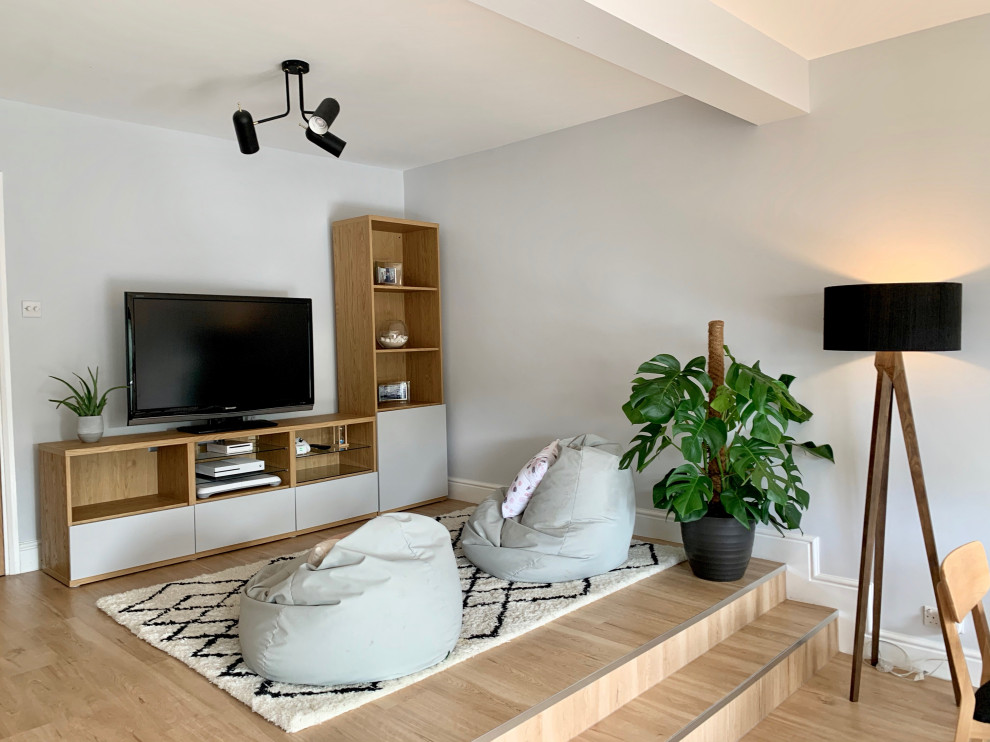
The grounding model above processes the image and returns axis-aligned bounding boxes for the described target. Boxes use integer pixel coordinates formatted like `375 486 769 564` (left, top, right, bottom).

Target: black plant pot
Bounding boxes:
680 513 755 582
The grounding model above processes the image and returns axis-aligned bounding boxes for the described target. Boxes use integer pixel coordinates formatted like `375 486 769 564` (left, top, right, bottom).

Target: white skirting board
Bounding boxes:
18 540 40 572
447 477 977 682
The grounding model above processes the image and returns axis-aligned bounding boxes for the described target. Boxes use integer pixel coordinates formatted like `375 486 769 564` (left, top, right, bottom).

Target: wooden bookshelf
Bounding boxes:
333 215 445 415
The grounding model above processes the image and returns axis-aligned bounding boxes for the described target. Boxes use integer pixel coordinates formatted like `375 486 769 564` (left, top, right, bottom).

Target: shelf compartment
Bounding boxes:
297 463 374 485
294 421 375 486
68 444 192 523
296 442 372 459
195 441 286 463
371 223 439 289
71 493 188 525
375 349 443 409
373 290 441 349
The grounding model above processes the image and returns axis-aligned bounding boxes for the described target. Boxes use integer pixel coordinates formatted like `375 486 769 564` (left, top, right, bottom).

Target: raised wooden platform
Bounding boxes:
0 500 843 741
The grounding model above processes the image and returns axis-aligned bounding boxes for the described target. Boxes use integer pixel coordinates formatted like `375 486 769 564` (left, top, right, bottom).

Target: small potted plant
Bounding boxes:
49 367 126 443
620 325 833 581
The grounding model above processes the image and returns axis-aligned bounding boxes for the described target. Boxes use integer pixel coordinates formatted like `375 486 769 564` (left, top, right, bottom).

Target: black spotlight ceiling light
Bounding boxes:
232 60 346 158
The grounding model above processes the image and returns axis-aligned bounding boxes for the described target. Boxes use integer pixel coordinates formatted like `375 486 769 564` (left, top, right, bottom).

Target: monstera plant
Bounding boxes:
620 346 833 581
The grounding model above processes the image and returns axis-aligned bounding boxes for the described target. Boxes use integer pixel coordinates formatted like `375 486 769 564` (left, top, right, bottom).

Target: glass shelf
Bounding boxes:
297 463 373 485
194 464 287 482
195 443 286 463
295 442 371 459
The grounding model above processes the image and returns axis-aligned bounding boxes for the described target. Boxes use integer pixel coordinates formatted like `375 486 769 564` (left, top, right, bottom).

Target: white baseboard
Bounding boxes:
448 478 496 504
446 478 971 683
18 540 39 573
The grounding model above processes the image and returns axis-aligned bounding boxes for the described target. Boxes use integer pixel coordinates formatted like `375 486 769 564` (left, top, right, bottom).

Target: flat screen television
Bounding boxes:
125 292 314 433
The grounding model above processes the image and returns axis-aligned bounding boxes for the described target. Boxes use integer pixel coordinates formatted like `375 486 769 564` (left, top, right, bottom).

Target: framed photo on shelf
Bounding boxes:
374 261 403 286
378 380 410 403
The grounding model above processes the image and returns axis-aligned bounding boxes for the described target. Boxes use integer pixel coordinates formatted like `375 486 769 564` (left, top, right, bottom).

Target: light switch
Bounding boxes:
21 300 41 318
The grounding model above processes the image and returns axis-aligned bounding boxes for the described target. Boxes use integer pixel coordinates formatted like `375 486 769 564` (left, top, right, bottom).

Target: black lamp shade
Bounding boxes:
823 282 962 351
305 127 346 158
232 109 259 155
310 98 340 131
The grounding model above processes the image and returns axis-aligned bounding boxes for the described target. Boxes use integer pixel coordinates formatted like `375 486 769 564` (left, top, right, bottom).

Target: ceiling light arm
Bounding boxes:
297 73 315 122
253 70 293 126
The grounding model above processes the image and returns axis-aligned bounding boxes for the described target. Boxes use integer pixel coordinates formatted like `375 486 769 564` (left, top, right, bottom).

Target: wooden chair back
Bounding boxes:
937 542 990 742
942 542 990 624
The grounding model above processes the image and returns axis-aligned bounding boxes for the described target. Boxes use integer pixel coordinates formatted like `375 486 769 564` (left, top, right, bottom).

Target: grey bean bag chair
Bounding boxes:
239 512 461 685
462 434 636 583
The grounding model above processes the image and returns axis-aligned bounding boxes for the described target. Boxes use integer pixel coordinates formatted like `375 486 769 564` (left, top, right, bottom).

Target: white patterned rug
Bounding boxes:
97 508 685 733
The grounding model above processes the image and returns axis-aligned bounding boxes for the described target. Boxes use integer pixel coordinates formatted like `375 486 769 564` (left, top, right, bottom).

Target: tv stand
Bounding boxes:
39 412 378 586
176 417 278 435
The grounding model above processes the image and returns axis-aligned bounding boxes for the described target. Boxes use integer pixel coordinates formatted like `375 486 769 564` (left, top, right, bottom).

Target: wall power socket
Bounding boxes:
922 605 965 634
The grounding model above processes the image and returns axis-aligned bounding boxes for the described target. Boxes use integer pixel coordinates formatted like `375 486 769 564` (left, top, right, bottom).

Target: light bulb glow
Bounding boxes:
308 116 329 135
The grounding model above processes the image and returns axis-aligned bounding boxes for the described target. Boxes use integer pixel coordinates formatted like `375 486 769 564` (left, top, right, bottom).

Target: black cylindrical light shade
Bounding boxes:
310 98 341 131
823 282 962 351
305 127 346 157
232 109 259 155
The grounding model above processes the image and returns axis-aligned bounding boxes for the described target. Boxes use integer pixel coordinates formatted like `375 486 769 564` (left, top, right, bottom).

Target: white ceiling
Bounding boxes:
710 0 990 60
0 0 677 170
0 0 988 170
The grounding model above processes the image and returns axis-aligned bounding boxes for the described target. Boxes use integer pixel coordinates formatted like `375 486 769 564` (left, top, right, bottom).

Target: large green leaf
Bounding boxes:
664 464 714 522
786 440 835 462
719 489 753 529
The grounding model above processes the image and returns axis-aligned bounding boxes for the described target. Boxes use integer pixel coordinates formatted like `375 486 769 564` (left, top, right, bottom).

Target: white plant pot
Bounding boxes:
78 415 104 443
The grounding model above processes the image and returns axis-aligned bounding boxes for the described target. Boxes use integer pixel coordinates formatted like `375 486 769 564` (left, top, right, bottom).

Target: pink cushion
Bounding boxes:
501 440 561 518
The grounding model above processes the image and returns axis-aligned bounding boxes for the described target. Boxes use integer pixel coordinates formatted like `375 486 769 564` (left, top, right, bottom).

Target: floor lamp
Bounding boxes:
823 281 963 704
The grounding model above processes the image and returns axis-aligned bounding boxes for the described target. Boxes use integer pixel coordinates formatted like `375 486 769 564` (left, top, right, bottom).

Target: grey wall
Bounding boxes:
0 98 404 546
404 14 990 644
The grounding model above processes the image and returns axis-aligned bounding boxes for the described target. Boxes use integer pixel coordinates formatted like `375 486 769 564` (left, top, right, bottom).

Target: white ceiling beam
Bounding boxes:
468 0 810 125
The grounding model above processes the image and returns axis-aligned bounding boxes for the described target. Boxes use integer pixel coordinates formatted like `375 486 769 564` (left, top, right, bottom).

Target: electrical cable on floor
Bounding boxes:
866 638 946 681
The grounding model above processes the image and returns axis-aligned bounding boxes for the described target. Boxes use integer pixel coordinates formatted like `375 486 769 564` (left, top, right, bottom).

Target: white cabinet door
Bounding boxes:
296 472 379 531
195 488 295 553
378 404 448 512
70 507 195 581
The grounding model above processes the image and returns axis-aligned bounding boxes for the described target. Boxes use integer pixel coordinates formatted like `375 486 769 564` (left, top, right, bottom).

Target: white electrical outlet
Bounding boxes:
922 605 939 627
21 300 41 318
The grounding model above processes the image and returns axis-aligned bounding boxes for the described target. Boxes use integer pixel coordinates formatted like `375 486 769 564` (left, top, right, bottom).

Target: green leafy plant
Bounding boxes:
49 367 125 417
620 347 834 533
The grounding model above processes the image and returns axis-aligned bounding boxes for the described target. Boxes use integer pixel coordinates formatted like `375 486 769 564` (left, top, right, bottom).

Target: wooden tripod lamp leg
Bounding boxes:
870 389 893 668
850 351 961 704
889 352 962 704
850 354 894 702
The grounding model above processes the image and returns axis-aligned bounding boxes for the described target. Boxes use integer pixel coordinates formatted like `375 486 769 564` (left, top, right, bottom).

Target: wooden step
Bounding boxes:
575 600 838 742
472 564 788 742
296 559 786 742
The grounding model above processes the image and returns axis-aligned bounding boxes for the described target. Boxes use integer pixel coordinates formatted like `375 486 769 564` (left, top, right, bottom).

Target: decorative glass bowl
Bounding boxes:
377 319 409 349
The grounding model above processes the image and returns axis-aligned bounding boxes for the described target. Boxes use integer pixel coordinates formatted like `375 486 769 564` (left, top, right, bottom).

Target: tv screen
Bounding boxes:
125 292 314 426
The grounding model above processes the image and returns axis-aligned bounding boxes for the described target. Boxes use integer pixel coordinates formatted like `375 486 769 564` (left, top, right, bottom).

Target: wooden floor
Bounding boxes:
743 653 960 741
0 498 963 741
